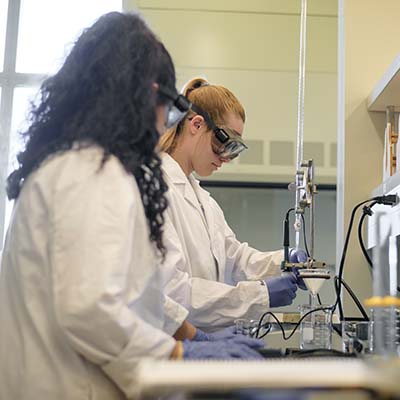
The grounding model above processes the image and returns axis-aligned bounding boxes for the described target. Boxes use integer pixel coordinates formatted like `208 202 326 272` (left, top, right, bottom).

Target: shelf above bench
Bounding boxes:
368 53 400 112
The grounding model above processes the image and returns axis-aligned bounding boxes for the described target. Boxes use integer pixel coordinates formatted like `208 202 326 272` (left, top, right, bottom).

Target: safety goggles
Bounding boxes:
197 108 247 160
158 85 192 129
210 126 247 160
158 84 248 160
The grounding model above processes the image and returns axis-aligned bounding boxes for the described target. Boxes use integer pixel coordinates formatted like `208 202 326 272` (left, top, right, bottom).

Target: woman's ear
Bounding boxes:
188 115 205 134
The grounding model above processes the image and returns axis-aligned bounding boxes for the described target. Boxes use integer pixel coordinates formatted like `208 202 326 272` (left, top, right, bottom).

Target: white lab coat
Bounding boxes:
0 146 177 400
161 153 284 330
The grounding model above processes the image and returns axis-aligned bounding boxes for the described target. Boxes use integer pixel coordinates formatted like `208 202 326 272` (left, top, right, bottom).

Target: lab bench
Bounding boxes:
136 357 400 400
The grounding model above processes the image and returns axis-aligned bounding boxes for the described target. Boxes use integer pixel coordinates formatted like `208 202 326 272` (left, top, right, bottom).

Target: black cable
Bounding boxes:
358 203 376 269
285 207 295 220
283 208 295 262
300 213 310 258
334 276 369 321
254 322 271 339
316 292 342 337
283 208 310 258
281 194 396 324
280 198 371 324
334 198 371 320
334 274 369 322
333 195 395 321
334 274 344 320
255 307 332 341
357 202 400 293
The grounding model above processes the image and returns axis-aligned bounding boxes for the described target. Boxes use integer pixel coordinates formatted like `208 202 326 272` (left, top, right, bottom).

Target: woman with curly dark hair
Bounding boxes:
0 11 264 400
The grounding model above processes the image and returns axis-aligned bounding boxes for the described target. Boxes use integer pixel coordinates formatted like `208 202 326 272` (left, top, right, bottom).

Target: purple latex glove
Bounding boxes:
289 248 308 263
292 268 308 290
183 336 264 360
289 248 308 290
265 274 297 307
193 326 237 341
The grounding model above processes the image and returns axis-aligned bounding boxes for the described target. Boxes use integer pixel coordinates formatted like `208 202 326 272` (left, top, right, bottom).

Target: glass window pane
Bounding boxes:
4 86 40 240
0 0 8 72
8 87 39 172
17 0 122 74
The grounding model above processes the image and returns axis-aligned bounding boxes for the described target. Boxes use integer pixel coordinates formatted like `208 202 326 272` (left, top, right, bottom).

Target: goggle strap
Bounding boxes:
158 84 177 101
175 95 191 113
190 104 216 132
158 84 192 113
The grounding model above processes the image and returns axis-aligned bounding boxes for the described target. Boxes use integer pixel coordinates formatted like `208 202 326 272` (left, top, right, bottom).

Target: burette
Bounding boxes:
281 0 327 281
294 0 310 253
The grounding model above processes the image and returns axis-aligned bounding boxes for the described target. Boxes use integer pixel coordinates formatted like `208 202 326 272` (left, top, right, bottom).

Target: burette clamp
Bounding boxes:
281 258 327 272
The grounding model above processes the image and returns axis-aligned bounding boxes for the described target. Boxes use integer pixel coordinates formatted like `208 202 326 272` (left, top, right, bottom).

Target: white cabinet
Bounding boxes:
366 179 400 250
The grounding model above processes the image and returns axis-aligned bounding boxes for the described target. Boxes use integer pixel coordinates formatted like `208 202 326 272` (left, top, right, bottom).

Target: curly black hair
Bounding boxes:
6 12 175 257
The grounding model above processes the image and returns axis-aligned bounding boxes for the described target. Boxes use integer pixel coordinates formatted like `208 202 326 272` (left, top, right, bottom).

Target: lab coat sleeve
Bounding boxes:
162 295 189 335
50 157 175 398
210 198 284 283
162 211 271 329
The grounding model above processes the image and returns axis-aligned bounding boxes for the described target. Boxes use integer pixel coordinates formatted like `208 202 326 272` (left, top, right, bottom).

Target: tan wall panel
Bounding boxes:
142 10 337 73
173 68 336 182
122 0 338 184
180 71 336 143
342 0 400 316
136 0 337 16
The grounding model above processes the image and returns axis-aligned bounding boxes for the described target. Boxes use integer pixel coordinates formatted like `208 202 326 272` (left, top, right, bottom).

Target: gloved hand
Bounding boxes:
292 268 308 290
289 248 308 290
289 248 308 263
264 274 297 307
183 336 264 360
193 326 237 341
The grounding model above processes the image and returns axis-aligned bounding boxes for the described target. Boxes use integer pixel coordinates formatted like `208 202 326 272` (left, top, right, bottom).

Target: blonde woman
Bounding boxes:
159 78 307 333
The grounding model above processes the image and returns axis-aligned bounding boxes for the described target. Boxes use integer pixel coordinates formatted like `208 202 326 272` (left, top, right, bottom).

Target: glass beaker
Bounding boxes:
366 296 400 357
299 304 332 350
234 319 259 338
368 213 400 357
342 321 373 354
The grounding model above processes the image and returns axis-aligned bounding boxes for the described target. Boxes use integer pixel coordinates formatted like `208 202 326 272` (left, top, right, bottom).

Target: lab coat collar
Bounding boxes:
187 174 211 205
161 153 188 185
161 153 211 218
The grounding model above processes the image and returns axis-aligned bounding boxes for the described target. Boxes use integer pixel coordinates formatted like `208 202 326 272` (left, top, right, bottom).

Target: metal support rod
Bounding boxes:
296 0 307 171
294 0 308 249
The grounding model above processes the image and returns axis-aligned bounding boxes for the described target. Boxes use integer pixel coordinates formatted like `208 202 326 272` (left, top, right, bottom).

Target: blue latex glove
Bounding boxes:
193 326 237 341
292 268 308 290
289 248 308 290
183 336 264 360
289 248 308 263
265 274 297 307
